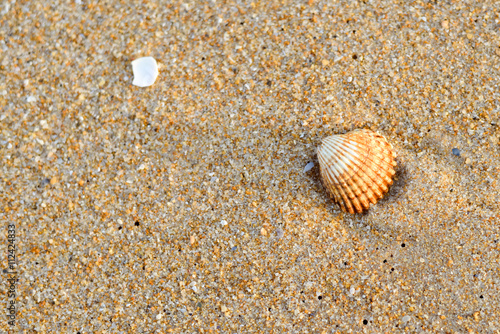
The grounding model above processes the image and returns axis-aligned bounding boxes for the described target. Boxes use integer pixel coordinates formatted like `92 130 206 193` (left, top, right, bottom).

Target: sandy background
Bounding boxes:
1 0 500 332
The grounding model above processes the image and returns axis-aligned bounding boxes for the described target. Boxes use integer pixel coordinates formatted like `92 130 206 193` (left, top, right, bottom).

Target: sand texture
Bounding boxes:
1 0 500 332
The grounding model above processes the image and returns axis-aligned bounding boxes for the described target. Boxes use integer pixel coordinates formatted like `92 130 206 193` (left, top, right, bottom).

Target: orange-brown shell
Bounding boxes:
317 129 396 214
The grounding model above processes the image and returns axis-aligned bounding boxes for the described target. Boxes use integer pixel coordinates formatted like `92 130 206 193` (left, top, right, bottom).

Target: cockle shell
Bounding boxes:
317 129 396 214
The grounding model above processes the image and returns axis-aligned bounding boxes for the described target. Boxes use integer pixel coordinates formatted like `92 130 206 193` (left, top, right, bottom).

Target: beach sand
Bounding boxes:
1 0 499 332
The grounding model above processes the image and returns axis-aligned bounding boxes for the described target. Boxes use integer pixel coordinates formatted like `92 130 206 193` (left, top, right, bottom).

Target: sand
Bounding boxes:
1 0 499 332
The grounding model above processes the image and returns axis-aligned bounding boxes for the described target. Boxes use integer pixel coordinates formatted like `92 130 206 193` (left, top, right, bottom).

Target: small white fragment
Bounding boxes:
132 57 159 87
27 96 36 103
334 55 344 62
303 162 314 173
402 315 411 322
220 220 228 226
2 3 10 15
40 120 49 129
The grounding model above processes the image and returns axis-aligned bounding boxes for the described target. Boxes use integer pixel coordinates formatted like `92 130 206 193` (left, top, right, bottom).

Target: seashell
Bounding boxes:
317 129 396 213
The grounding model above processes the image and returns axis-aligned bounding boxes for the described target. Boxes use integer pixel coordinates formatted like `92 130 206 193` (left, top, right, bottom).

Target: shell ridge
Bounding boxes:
360 157 393 195
362 145 396 184
331 135 368 181
319 137 365 183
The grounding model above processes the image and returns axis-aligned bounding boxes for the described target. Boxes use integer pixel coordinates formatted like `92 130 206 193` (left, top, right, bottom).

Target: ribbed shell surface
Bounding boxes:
317 129 396 214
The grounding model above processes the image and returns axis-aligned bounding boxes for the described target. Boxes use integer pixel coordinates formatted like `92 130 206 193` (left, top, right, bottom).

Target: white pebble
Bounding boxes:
303 162 314 173
132 57 159 87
